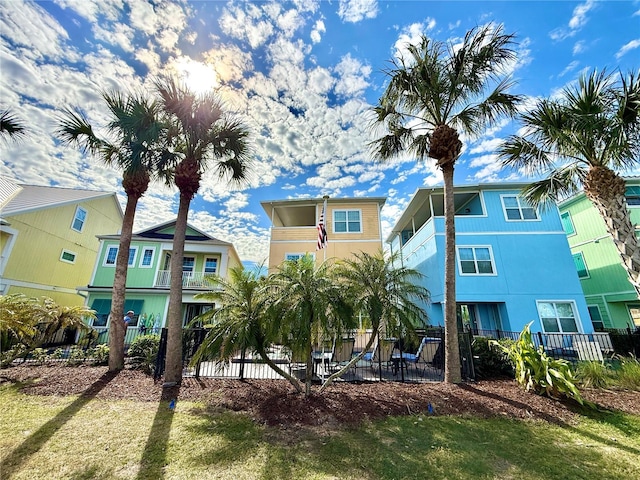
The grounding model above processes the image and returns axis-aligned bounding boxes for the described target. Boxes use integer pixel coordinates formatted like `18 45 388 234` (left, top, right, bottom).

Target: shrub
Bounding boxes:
490 322 585 405
30 347 48 364
575 361 611 389
472 336 514 379
616 356 640 391
90 344 109 365
66 346 86 365
128 334 160 375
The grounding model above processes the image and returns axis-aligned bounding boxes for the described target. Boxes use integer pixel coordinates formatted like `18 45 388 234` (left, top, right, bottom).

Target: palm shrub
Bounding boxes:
472 336 514 379
574 361 611 389
490 322 585 404
128 334 160 374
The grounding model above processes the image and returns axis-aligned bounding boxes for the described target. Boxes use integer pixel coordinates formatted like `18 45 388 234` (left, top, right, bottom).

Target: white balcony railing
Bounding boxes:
155 270 215 288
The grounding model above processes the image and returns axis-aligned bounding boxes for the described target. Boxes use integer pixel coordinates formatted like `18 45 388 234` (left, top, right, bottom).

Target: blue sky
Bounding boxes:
1 0 639 266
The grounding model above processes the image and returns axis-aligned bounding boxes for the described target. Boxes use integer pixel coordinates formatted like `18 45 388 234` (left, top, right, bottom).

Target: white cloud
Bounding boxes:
333 54 372 97
573 40 586 55
469 139 504 155
338 0 379 23
616 39 640 59
311 19 326 43
394 19 436 61
559 60 580 78
549 0 595 41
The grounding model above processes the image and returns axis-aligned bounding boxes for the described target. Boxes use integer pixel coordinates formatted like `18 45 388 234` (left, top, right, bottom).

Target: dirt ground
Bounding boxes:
1 365 639 428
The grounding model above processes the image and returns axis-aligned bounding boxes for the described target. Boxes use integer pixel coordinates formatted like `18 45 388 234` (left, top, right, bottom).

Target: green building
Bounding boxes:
559 178 640 330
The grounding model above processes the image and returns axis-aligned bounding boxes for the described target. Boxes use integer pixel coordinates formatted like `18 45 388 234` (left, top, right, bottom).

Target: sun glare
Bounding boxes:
175 58 219 95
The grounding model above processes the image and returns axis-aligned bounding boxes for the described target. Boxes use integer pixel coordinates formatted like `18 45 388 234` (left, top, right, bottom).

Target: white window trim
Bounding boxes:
560 211 576 237
536 300 583 334
127 246 138 267
456 245 497 276
203 256 218 274
103 245 119 267
139 246 156 268
500 194 540 222
60 249 77 264
71 206 87 232
332 208 362 234
573 251 590 279
284 252 315 261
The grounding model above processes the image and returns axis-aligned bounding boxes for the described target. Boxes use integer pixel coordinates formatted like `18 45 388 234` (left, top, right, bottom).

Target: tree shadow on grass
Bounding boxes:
135 385 180 480
1 370 119 479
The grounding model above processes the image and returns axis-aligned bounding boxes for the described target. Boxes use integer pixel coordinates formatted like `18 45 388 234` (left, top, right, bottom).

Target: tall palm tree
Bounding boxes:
57 91 170 371
319 250 430 392
369 24 522 383
0 109 27 141
499 69 640 297
156 78 252 384
267 255 353 396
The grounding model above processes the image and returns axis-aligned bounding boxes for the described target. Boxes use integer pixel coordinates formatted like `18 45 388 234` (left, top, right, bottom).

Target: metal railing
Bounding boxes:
154 270 216 288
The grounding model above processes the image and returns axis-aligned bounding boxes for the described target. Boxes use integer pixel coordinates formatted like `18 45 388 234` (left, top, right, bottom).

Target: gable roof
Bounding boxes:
1 180 122 217
98 219 232 246
0 176 23 209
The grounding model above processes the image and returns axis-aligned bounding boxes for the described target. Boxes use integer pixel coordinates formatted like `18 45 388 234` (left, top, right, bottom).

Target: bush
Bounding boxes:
490 322 585 405
616 356 640 391
30 347 48 364
575 361 611 389
90 344 109 365
128 334 160 375
472 336 514 379
66 346 86 365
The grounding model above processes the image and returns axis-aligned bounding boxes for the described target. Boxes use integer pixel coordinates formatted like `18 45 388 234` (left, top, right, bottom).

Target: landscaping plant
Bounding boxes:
490 322 585 404
616 355 640 391
472 336 514 379
128 334 160 374
575 360 611 389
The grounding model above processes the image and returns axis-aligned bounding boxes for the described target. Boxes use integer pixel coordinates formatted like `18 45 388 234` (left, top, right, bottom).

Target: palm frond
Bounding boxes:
0 110 27 140
519 164 586 209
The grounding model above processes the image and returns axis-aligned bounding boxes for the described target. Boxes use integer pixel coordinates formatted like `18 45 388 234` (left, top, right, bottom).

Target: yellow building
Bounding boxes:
261 196 386 271
0 178 123 306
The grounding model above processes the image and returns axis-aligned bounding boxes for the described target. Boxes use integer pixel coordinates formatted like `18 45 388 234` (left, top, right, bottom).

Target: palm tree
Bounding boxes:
57 91 170 371
269 255 353 396
369 24 522 383
319 250 430 392
189 266 304 391
0 109 27 141
156 78 252 384
499 69 640 296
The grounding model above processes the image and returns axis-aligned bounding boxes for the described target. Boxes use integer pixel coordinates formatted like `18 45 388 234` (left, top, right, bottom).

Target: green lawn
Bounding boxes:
1 384 639 480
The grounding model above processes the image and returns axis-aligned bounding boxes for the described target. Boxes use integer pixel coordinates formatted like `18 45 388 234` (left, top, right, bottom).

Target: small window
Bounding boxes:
587 305 604 331
560 211 575 235
285 253 314 262
71 206 87 232
183 257 195 276
456 246 495 275
537 301 579 333
204 257 218 274
501 195 539 221
104 246 118 266
333 209 361 233
625 186 640 206
127 247 138 266
60 250 76 264
140 247 155 268
572 252 589 278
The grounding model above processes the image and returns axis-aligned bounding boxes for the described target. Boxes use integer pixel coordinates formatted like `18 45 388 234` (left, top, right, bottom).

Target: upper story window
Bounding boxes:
456 246 496 275
140 247 155 268
103 246 137 267
572 252 589 279
71 206 87 232
537 301 579 333
587 305 604 331
625 186 640 206
183 257 195 276
501 195 539 221
204 257 218 274
285 253 315 262
333 209 361 233
127 247 138 266
60 249 76 264
560 211 575 235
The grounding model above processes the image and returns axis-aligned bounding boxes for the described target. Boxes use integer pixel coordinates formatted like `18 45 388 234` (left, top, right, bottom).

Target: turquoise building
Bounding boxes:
387 183 592 335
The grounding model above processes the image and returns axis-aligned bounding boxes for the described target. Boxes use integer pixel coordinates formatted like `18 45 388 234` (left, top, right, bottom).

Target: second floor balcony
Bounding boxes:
155 270 216 289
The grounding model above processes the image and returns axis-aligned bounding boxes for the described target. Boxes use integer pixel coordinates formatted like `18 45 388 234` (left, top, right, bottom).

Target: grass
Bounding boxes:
1 383 639 480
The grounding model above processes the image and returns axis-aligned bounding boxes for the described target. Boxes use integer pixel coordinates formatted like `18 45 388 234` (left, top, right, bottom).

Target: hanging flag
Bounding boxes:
317 204 327 250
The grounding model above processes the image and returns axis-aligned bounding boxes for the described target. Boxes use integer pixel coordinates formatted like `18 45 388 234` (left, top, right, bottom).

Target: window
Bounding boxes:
285 253 314 262
333 209 361 233
628 306 640 328
625 186 640 206
104 246 118 266
204 257 218 274
587 305 604 331
456 246 495 275
60 250 76 264
127 247 137 266
537 301 579 333
140 247 155 268
572 252 589 278
560 211 575 235
501 195 539 221
183 257 195 276
71 206 87 232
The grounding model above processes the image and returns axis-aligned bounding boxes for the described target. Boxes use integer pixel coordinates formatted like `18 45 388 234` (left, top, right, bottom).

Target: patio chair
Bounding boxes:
329 337 355 371
396 337 441 376
363 337 394 373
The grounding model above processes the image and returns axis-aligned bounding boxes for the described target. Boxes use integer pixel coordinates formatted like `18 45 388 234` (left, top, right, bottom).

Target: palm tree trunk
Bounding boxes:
442 163 462 383
163 193 190 384
108 195 139 371
584 167 640 298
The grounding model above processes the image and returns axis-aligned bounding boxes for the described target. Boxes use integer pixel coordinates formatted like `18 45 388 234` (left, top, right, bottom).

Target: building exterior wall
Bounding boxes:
391 185 591 335
0 196 122 306
559 179 640 330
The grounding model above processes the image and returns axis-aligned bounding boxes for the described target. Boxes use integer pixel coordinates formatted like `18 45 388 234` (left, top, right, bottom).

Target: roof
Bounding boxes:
98 219 233 246
0 177 22 209
260 195 386 214
1 180 122 217
558 176 640 208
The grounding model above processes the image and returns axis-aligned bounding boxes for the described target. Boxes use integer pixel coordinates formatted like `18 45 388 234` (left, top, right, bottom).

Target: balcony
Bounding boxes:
155 270 215 289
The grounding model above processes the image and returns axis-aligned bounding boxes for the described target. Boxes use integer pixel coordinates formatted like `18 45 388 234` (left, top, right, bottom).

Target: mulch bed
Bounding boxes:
1 365 639 428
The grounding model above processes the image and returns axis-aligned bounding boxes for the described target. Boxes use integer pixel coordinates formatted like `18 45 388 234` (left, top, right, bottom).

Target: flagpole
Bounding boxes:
322 195 329 262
